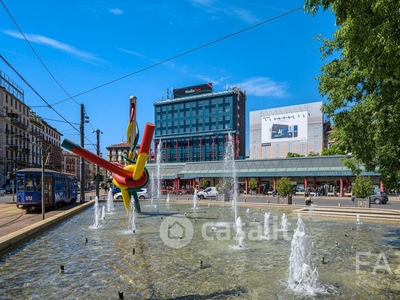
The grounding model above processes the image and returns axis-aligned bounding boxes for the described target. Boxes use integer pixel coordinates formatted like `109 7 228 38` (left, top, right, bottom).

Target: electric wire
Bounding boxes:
0 0 80 107
1 3 302 151
0 54 96 147
52 6 304 105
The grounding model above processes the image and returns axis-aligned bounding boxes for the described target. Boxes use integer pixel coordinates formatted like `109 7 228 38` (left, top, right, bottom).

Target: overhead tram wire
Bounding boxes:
1 0 96 147
0 55 96 148
0 0 80 107
0 54 79 133
51 6 304 106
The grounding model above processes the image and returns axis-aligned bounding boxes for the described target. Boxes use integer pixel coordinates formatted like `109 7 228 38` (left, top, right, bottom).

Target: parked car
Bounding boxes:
369 191 389 204
114 188 149 200
197 187 219 199
0 188 5 195
351 191 389 204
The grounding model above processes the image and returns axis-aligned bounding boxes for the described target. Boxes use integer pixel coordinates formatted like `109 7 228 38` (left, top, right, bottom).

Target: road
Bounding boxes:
160 192 400 209
0 192 95 239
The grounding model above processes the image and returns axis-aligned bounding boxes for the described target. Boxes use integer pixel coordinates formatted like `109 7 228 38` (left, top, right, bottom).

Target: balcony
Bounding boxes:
10 118 28 130
30 117 44 128
30 129 42 136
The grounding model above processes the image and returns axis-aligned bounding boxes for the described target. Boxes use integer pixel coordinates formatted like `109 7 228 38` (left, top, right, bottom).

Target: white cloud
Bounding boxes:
3 30 100 61
189 0 260 24
196 74 231 86
240 77 288 98
109 8 123 15
227 8 260 24
189 0 216 8
116 48 158 63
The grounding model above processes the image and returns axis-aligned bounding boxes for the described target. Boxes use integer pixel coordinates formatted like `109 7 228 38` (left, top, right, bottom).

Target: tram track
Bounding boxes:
0 211 25 228
0 203 47 237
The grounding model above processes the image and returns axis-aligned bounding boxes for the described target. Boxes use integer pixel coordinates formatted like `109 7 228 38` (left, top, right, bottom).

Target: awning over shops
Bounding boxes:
146 156 379 180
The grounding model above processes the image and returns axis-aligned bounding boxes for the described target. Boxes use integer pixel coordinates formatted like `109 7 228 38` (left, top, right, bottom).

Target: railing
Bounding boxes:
10 118 28 130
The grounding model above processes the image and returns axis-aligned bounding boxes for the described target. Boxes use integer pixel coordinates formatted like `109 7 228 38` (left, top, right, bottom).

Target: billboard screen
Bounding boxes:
261 111 308 144
173 83 213 98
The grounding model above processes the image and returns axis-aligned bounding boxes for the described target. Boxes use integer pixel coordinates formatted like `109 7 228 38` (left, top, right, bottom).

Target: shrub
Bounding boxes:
276 177 293 197
352 176 374 198
199 178 208 190
248 178 258 191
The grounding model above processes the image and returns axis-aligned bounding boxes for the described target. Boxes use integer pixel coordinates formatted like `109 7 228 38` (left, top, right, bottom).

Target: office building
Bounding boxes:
153 83 246 163
249 101 327 159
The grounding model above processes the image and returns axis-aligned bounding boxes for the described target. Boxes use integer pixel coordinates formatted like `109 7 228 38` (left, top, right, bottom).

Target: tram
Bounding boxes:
15 168 78 212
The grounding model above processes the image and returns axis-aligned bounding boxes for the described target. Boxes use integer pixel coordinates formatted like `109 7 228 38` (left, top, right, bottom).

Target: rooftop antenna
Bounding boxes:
166 88 170 99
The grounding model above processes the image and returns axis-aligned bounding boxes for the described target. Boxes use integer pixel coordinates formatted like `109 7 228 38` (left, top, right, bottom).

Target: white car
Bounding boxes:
114 188 149 200
0 187 5 195
197 187 219 199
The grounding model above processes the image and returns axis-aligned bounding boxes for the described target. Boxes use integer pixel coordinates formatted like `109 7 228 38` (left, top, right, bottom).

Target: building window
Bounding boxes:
314 141 319 152
314 127 320 138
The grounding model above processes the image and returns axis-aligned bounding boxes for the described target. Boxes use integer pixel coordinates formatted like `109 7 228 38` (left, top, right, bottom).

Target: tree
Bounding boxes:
321 145 343 156
248 178 258 191
199 178 208 190
276 177 293 197
352 176 374 199
304 0 400 188
308 151 320 156
216 179 230 194
286 152 304 158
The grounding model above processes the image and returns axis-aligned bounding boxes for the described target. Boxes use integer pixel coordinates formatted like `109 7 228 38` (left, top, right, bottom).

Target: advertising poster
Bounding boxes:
261 111 308 144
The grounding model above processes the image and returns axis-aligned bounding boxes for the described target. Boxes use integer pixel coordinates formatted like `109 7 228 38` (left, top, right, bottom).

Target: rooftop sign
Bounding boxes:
173 83 212 98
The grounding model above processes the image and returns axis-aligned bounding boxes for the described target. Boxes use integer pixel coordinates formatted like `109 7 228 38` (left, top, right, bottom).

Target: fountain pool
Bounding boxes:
1 202 400 299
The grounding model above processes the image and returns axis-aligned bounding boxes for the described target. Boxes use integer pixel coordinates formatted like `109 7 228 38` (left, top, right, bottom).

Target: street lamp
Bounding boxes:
93 129 103 198
38 143 51 220
9 161 16 202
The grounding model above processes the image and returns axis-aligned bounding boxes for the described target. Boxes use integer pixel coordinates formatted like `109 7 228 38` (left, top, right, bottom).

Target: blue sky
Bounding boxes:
0 0 336 157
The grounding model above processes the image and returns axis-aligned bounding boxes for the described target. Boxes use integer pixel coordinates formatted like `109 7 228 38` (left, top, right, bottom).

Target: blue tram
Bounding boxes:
15 168 78 211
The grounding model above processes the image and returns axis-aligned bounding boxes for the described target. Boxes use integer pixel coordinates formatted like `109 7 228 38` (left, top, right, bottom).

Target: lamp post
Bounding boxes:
93 129 103 198
41 145 51 220
80 104 89 203
11 161 16 202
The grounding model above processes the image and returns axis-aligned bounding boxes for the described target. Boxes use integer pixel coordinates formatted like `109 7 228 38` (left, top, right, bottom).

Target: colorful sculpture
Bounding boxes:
61 96 154 213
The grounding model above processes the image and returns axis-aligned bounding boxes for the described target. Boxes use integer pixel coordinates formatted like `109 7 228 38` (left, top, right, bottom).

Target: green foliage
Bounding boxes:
340 156 362 176
304 0 400 187
321 145 343 156
216 179 230 194
352 176 374 199
199 178 208 190
248 178 258 191
308 151 320 156
276 177 293 197
286 152 304 158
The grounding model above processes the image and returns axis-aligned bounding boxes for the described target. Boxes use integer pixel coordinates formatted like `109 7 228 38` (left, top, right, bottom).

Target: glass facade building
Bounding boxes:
153 86 246 163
